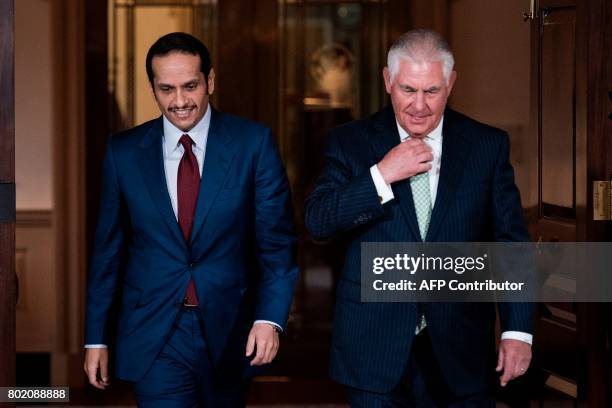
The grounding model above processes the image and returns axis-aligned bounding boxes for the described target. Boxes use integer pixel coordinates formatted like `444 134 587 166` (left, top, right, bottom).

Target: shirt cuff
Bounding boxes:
501 331 533 345
254 320 283 333
84 344 108 349
370 165 394 204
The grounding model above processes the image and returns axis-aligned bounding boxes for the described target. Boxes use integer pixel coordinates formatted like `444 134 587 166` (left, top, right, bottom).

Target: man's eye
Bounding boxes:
186 84 197 90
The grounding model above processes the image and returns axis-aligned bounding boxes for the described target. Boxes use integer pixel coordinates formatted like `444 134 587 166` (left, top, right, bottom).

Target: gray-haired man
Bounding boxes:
305 29 532 406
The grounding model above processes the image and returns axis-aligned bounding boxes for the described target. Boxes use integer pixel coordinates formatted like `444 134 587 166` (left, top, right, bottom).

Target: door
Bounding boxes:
527 0 610 405
0 0 16 390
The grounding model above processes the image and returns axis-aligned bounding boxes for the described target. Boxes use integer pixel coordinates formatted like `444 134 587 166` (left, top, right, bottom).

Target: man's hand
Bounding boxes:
496 339 532 387
84 348 110 390
377 138 433 185
245 323 279 366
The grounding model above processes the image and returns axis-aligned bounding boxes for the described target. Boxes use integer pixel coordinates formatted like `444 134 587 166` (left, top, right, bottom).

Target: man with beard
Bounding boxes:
84 32 298 407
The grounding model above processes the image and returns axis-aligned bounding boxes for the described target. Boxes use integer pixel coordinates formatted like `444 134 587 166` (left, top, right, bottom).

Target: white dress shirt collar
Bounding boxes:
162 103 212 155
395 116 444 142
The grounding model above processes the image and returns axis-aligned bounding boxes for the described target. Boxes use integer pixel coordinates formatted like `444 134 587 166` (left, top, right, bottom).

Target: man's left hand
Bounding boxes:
496 339 532 387
245 323 279 366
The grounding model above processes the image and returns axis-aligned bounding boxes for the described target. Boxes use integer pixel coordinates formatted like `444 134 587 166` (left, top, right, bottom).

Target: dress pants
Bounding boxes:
134 307 248 408
346 329 495 408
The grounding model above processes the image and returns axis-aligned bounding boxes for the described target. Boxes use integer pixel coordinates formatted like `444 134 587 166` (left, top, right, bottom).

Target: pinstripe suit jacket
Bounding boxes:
305 106 533 395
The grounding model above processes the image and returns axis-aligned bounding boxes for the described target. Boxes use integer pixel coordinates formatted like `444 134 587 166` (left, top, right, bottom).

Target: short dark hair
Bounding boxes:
145 32 212 87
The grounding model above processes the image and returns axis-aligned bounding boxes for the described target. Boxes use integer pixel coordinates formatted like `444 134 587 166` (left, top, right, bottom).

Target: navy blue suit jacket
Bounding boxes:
305 106 533 395
85 108 298 382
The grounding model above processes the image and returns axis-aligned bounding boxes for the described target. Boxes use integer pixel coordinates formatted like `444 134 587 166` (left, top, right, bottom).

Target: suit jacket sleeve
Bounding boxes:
253 129 299 328
491 132 534 334
304 131 385 241
84 135 127 345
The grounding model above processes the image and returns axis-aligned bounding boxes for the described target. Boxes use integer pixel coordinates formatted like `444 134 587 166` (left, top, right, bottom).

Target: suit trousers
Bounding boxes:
346 329 495 408
134 307 248 408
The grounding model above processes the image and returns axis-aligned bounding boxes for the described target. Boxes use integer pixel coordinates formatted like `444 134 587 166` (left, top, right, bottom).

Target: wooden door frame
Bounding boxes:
529 0 610 406
0 0 16 390
576 0 610 405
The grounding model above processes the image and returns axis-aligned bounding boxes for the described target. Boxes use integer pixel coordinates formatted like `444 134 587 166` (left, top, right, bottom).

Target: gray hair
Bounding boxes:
387 29 455 84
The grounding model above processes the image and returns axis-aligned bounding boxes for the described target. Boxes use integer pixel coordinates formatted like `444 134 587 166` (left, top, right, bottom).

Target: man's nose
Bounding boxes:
414 90 426 111
175 90 187 107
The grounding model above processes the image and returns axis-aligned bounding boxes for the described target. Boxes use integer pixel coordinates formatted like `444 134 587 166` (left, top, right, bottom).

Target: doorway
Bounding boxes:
99 0 408 395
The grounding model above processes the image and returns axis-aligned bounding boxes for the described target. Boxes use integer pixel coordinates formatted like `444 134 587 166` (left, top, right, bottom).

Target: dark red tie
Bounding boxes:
178 134 200 306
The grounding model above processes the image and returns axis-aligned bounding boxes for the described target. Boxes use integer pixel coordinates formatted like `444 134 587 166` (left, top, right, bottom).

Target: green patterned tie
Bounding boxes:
410 171 432 241
411 170 431 334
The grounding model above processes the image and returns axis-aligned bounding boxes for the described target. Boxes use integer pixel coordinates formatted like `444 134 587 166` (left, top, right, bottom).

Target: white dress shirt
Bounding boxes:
162 104 210 218
369 117 532 346
85 107 279 349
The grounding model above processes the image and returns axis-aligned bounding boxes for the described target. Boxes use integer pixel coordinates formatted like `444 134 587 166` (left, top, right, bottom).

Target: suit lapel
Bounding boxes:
426 109 470 241
368 106 422 242
190 108 235 241
136 117 186 247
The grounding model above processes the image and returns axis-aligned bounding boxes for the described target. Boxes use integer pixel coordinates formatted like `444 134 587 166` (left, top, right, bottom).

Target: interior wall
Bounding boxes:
15 0 54 210
448 0 531 198
14 0 56 357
